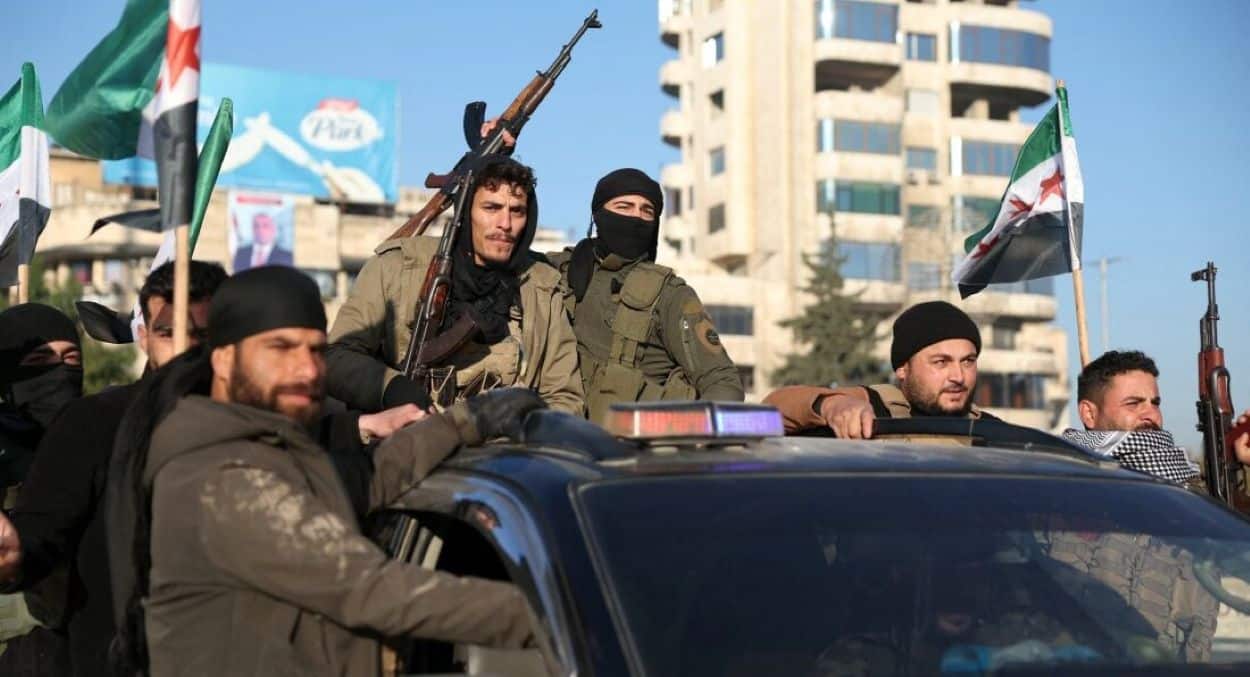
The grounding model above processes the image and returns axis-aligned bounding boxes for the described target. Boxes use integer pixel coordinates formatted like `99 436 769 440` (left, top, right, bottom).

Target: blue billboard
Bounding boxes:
103 62 399 203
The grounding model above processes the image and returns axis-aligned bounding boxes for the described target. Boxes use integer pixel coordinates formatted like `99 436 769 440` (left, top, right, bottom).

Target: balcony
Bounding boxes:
814 39 901 91
949 63 1053 108
844 278 907 309
658 0 692 49
659 58 687 98
661 162 693 189
660 109 691 148
962 287 1057 322
813 90 902 122
948 11 1054 107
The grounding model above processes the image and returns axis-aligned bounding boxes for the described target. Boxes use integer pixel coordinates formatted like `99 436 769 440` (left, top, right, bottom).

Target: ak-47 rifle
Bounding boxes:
386 9 601 391
1193 262 1250 513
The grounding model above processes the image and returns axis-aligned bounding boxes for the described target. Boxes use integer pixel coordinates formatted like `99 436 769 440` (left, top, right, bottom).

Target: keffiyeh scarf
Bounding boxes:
1062 428 1199 484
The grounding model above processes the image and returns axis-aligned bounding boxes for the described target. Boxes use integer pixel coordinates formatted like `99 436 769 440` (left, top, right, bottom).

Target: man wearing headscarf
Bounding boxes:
327 155 584 414
106 266 540 676
546 168 743 424
0 303 81 673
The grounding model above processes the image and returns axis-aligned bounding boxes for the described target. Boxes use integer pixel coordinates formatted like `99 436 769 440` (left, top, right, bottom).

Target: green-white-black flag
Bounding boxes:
954 85 1085 298
0 63 51 288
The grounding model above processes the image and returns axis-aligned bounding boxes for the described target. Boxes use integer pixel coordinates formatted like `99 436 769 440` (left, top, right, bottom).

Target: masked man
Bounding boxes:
327 155 583 414
546 168 743 423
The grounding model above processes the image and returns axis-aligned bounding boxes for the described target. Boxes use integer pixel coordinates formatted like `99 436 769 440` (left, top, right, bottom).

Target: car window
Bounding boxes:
372 510 549 677
578 476 1250 677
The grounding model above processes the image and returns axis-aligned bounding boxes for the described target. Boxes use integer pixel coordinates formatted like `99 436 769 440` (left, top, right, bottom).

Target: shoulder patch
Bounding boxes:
694 317 722 351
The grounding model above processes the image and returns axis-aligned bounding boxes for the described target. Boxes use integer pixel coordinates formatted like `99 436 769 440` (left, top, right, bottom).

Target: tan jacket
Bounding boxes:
327 237 584 415
764 384 994 434
143 396 532 677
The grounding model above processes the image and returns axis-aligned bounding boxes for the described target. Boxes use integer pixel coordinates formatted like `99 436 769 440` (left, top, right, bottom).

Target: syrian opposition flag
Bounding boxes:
953 84 1084 298
0 64 51 288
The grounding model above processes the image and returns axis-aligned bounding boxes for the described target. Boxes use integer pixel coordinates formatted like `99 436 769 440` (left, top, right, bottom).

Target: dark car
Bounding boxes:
377 403 1250 676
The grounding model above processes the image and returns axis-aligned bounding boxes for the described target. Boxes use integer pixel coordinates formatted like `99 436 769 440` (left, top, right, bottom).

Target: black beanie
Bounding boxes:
890 301 981 369
591 168 663 222
208 266 326 348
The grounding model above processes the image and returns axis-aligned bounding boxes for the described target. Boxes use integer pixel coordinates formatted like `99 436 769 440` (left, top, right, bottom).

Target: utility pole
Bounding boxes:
1096 256 1124 353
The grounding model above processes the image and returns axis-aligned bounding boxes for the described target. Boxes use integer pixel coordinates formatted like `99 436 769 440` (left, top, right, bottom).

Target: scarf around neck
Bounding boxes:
1062 428 1199 484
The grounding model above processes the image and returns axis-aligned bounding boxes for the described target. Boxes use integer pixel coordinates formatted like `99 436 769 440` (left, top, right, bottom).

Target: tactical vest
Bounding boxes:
568 261 697 424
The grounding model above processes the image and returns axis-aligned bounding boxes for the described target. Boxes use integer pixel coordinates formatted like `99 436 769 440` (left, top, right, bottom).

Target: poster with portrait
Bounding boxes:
227 191 297 273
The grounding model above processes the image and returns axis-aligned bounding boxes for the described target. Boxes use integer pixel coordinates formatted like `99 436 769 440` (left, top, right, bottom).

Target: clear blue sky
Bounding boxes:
2 0 1248 445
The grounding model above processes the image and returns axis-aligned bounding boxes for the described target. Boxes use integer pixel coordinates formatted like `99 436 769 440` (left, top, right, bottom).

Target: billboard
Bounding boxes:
104 63 398 203
227 191 297 273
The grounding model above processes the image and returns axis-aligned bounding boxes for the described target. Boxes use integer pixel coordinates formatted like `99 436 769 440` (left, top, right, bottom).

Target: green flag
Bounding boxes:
0 63 51 287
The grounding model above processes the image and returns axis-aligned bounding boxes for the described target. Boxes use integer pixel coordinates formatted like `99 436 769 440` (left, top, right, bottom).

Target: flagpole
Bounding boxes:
173 224 189 353
16 263 28 303
1071 268 1092 367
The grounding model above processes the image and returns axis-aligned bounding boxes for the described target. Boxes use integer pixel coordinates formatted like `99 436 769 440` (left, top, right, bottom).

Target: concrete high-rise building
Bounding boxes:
656 0 1070 429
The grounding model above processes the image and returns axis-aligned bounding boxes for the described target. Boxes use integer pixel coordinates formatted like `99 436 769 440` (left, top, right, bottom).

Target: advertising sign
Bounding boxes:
104 62 399 203
228 191 297 273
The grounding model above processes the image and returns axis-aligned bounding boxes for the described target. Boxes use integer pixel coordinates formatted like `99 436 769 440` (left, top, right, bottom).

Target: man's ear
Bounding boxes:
210 345 235 394
894 363 908 384
1077 399 1099 429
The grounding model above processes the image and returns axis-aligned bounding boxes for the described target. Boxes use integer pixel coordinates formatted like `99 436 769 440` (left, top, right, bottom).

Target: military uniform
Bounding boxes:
547 249 744 424
327 236 584 415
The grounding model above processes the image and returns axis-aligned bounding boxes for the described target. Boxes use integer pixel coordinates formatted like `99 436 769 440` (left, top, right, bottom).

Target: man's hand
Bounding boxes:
0 511 21 584
479 117 517 148
359 404 427 443
1233 409 1250 465
819 394 876 439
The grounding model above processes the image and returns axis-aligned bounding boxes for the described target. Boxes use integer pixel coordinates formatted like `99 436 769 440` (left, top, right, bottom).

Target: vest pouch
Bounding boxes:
658 367 697 401
589 361 647 425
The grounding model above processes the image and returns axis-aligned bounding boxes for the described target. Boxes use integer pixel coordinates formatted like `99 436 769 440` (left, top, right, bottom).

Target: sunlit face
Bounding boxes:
1079 369 1163 431
603 194 656 222
253 213 277 246
211 327 326 426
18 340 81 368
469 181 528 267
896 338 979 416
138 297 212 369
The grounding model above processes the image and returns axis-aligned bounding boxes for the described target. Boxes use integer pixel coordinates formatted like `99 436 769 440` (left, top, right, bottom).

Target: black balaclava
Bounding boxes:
448 155 539 344
207 266 327 348
0 303 83 429
570 168 665 301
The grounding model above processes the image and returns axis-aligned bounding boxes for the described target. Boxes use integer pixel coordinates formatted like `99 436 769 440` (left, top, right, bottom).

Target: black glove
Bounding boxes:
383 376 432 411
461 388 546 444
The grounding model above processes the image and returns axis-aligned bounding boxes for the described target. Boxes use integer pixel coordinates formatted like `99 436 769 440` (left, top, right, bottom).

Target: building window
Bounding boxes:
952 195 1001 232
952 25 1050 72
709 89 725 111
816 0 898 43
906 32 937 61
907 261 942 291
828 119 901 155
708 203 726 233
708 146 726 176
707 304 754 336
961 140 1019 177
702 32 724 68
905 146 937 171
836 241 901 281
737 365 756 392
821 181 900 215
906 204 940 229
975 372 1047 410
991 321 1020 350
905 88 939 116
301 269 339 300
816 118 835 153
665 187 683 217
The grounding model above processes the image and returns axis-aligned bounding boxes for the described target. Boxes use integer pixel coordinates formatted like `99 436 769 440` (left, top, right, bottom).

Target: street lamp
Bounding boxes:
1096 256 1125 353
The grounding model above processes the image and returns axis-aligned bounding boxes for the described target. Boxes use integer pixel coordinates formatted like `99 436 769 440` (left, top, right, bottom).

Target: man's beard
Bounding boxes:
1133 420 1162 431
902 378 975 417
229 360 323 426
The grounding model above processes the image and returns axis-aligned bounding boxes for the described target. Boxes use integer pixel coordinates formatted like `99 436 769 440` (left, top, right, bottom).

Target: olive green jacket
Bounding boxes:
547 249 743 423
144 396 532 677
327 237 584 415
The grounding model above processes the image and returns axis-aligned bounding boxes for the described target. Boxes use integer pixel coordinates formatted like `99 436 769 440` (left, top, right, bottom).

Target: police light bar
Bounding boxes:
605 402 785 441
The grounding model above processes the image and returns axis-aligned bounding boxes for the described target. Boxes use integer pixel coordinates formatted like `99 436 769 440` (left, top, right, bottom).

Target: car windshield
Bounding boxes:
578 475 1250 676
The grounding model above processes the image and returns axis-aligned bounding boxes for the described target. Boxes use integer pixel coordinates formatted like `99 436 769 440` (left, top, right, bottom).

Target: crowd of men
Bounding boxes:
0 155 1247 676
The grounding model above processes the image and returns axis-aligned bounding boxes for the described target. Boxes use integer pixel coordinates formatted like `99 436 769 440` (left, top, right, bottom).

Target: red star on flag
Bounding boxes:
1038 168 1065 204
159 19 200 92
1007 196 1034 220
970 233 1002 261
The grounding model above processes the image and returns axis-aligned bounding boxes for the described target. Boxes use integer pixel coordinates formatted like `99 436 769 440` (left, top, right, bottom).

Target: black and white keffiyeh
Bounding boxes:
1062 428 1199 484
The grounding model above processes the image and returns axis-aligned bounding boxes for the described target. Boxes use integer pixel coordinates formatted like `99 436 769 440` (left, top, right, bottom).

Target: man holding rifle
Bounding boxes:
326 156 584 414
